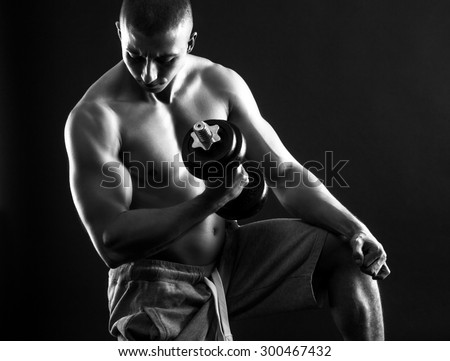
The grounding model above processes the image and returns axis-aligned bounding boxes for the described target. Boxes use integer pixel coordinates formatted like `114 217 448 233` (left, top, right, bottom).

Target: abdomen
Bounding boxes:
151 214 226 266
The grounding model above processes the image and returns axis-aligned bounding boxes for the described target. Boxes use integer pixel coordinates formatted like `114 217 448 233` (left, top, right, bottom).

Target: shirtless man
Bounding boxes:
65 0 390 341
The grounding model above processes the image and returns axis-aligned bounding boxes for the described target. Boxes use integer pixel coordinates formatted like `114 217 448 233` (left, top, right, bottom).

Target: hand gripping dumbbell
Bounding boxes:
182 119 268 220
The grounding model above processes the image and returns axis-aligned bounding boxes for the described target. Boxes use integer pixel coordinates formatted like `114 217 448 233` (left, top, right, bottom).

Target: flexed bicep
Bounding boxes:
64 103 131 266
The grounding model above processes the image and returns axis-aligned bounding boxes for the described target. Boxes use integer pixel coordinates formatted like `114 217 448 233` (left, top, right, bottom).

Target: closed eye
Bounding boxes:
126 51 144 61
157 56 177 65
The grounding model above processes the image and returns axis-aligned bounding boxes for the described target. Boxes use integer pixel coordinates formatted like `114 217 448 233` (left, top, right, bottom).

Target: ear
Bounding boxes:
187 32 198 53
115 21 122 40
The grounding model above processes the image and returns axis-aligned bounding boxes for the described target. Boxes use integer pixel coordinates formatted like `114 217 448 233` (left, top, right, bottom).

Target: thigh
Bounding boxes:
219 218 328 321
108 260 213 341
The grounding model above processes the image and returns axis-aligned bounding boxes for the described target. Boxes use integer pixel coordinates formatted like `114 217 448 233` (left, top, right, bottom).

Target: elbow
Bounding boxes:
101 225 128 269
102 211 129 251
102 254 122 270
102 225 119 251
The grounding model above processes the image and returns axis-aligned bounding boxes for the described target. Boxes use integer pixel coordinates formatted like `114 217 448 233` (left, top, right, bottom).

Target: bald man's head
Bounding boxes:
119 0 193 36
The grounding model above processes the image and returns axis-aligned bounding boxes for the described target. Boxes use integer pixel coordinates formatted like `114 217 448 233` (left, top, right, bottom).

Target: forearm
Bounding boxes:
273 166 369 239
102 192 221 266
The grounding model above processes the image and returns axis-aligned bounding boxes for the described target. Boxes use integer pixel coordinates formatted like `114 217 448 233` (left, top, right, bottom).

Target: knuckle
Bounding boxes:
351 237 362 247
374 244 383 254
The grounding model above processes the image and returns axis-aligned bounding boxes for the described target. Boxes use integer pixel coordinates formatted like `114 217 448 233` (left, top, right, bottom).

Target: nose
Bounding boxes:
141 58 158 84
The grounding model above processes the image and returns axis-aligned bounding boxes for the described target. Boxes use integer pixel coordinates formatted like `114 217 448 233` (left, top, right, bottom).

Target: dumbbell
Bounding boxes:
182 119 268 220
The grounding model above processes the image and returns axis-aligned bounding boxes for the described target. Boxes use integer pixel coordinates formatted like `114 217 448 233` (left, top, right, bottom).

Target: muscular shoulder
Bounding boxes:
188 55 250 100
65 99 121 162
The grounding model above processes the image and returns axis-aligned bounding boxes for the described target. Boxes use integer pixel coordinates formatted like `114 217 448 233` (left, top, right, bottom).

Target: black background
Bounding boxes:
1 0 449 340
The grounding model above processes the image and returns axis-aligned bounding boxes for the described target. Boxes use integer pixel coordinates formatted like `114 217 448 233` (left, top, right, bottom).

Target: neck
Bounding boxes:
118 60 189 105
146 60 189 105
149 77 176 104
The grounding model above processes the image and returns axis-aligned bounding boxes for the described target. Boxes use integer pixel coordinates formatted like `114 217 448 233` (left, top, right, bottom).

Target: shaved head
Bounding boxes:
116 0 198 95
119 0 193 36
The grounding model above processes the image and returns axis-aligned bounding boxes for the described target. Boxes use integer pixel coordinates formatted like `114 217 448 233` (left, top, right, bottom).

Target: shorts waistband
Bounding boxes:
109 259 216 284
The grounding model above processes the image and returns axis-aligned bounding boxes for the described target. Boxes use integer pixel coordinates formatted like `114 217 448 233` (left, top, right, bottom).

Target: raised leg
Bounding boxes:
313 233 385 340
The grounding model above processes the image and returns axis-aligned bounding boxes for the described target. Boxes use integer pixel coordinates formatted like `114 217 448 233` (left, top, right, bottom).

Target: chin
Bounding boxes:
142 82 170 94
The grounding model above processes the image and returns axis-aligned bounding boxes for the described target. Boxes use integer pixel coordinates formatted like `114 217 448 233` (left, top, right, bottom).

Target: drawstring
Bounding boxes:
204 269 233 341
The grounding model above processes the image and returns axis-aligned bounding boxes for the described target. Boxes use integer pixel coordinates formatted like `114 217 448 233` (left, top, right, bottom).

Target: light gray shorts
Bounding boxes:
108 218 328 340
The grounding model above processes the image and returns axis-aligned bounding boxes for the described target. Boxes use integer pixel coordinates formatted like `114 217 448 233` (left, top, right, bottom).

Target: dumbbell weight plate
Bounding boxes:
182 119 246 180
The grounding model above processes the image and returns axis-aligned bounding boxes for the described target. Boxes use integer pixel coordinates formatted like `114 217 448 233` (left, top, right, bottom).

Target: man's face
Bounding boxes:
117 20 195 94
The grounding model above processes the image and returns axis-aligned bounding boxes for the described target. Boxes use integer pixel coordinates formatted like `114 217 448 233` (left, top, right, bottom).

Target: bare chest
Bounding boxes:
120 98 227 159
116 97 227 201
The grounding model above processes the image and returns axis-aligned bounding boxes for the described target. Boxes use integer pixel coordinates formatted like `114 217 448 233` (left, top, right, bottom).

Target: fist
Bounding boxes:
204 165 249 204
350 231 390 280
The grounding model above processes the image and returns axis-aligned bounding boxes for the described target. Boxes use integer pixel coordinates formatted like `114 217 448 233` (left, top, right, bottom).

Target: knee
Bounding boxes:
319 233 382 299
